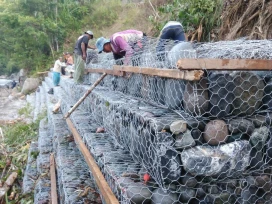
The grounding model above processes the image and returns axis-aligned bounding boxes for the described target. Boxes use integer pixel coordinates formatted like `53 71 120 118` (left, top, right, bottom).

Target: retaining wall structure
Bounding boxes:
25 38 272 204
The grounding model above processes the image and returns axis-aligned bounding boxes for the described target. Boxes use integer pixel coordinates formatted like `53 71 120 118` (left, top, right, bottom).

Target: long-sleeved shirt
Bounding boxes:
53 59 66 73
110 30 143 65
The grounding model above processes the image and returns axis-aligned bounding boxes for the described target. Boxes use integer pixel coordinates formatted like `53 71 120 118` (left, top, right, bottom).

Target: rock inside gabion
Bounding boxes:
180 140 251 177
232 71 264 116
204 119 229 145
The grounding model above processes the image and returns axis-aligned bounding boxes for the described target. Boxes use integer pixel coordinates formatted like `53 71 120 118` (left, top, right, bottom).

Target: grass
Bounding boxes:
0 110 47 203
63 0 156 51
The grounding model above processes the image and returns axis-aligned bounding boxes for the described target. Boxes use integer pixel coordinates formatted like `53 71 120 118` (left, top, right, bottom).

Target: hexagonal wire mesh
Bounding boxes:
70 38 272 203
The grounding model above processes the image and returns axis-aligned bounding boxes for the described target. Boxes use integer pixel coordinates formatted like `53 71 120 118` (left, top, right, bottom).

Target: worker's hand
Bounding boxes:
82 54 86 61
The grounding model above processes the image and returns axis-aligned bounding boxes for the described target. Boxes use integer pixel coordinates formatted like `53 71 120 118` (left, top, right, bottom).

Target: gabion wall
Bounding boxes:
66 39 272 203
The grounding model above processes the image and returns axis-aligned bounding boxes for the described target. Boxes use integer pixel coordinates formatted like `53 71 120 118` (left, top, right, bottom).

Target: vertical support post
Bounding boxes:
50 154 58 204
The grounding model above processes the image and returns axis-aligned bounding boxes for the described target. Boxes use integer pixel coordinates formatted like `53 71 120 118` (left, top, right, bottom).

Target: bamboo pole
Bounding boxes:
64 73 107 119
0 172 18 199
66 118 119 204
50 154 58 204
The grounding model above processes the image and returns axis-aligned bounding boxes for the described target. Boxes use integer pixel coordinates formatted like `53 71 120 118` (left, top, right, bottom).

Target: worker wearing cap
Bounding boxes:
73 30 95 83
95 30 145 66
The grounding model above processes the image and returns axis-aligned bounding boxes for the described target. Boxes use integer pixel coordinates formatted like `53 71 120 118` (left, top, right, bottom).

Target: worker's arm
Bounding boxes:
87 45 96 49
81 42 87 61
114 36 133 65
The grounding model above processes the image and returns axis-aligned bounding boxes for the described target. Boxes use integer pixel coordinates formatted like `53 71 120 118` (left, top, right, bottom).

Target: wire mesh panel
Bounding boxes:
59 39 272 203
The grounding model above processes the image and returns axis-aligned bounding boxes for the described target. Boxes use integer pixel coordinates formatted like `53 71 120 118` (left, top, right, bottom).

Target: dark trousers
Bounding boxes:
156 25 186 61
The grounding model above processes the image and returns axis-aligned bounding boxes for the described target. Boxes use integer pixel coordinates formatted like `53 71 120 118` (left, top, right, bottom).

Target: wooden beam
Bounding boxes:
50 154 58 204
113 65 204 81
66 118 119 204
85 68 124 77
177 58 272 70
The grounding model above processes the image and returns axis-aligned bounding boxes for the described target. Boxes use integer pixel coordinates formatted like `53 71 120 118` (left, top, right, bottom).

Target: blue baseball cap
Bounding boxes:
96 37 110 53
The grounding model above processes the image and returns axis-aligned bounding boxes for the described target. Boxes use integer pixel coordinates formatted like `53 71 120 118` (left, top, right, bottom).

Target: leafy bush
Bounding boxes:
152 0 223 41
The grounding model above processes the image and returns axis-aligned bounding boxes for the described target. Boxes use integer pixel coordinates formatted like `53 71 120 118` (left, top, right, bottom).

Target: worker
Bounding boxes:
156 21 186 61
52 57 66 86
95 30 146 66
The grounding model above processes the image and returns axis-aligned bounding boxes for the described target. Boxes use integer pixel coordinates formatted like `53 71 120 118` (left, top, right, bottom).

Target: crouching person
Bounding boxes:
96 29 146 66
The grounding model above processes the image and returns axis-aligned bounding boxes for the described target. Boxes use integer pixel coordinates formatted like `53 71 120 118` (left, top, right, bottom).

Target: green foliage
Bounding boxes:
0 0 94 75
82 0 122 36
0 109 47 203
18 103 33 118
153 0 223 41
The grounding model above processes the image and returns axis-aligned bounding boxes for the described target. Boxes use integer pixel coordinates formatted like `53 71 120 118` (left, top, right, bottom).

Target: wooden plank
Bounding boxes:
177 58 272 70
50 154 58 204
113 65 204 81
66 118 119 204
85 68 124 77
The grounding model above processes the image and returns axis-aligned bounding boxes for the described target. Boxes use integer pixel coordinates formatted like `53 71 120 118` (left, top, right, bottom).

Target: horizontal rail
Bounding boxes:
66 118 119 204
85 68 124 77
177 58 272 70
113 65 203 80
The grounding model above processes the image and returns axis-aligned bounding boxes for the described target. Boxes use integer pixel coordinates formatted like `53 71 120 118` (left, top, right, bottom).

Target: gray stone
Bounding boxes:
232 72 265 116
263 78 272 109
228 118 255 135
204 192 234 204
226 133 246 143
174 130 196 149
204 119 229 145
183 78 209 116
177 186 196 203
127 74 143 97
151 188 179 204
116 177 135 191
159 148 182 184
195 186 206 199
249 147 265 169
180 174 198 188
21 78 40 94
180 140 251 177
170 120 187 134
247 114 267 128
125 182 152 204
165 79 185 109
208 72 235 118
265 130 272 165
147 77 165 105
167 42 196 68
191 128 204 145
250 126 269 150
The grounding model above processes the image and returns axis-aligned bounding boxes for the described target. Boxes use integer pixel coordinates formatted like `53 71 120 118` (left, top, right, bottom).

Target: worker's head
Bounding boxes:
96 37 111 53
59 57 63 61
85 30 94 39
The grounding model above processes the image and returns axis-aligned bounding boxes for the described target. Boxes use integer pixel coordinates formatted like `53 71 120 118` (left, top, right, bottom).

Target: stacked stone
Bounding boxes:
22 141 38 194
33 85 41 121
80 67 272 202
42 78 101 204
34 118 51 204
